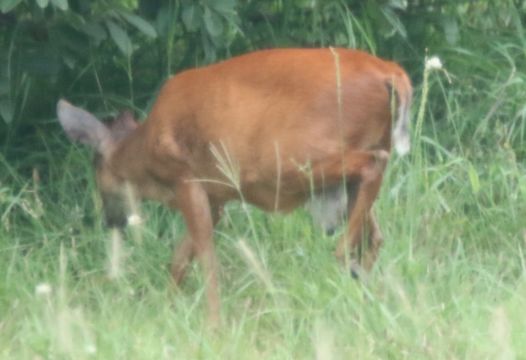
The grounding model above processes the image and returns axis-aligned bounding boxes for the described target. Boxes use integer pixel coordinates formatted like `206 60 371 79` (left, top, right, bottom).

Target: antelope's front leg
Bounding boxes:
171 205 223 285
173 179 220 326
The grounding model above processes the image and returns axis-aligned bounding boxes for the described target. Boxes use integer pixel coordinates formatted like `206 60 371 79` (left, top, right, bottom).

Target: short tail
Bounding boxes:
391 73 413 156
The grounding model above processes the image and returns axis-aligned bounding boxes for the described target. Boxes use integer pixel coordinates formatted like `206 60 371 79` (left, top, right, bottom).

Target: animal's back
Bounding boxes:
151 49 402 164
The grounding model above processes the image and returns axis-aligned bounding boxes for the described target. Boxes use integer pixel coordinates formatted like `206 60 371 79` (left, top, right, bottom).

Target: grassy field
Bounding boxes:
1 47 525 358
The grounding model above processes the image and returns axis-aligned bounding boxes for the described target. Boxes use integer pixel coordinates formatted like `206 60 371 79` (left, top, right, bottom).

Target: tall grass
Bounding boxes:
1 34 525 360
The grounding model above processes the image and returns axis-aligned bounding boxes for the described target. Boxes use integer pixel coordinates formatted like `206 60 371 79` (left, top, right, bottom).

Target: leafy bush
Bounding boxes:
0 0 524 166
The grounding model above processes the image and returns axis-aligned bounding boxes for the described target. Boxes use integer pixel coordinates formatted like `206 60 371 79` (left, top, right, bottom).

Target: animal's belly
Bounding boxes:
242 184 309 212
306 184 348 233
242 182 349 235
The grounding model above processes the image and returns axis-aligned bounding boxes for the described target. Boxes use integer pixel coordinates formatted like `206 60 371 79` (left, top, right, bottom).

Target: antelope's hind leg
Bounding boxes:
360 211 384 272
332 150 389 276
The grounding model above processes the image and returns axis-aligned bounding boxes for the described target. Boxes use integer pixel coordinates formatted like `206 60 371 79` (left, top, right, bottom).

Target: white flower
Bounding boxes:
35 283 52 296
127 213 143 226
426 56 443 70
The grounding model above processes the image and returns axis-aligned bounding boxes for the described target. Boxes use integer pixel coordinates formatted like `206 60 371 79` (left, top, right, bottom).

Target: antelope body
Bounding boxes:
57 48 412 324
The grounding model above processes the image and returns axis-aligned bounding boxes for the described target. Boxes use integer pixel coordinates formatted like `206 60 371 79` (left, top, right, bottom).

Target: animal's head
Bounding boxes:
56 99 139 228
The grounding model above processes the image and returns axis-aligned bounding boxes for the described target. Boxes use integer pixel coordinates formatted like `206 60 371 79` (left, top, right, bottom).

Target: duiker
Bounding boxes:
57 48 412 325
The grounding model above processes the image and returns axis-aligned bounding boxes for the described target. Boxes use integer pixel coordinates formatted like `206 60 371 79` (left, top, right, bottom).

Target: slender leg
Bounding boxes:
171 234 194 284
361 211 384 271
173 180 221 326
170 204 222 285
331 150 388 273
343 181 384 273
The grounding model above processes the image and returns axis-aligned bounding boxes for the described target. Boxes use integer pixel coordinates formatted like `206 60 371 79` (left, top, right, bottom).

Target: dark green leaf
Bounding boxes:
203 7 223 37
106 20 133 57
381 7 406 38
80 22 107 46
155 6 171 36
36 0 50 9
208 0 236 14
20 45 62 77
50 24 91 56
387 0 407 11
0 0 22 13
119 11 157 38
0 79 8 97
202 32 216 62
182 4 202 32
50 0 68 11
0 99 14 124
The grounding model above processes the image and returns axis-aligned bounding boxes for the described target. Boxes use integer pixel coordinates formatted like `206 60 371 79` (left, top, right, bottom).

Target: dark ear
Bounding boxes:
108 110 139 142
56 99 114 155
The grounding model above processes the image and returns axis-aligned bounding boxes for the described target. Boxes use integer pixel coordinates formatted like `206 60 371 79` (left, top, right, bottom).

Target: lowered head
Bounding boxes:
56 100 139 228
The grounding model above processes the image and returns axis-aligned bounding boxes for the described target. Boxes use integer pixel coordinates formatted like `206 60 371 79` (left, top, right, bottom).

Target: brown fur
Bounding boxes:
57 48 412 326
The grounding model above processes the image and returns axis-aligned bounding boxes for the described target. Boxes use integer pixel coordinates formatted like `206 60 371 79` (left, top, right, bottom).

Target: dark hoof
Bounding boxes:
351 268 360 279
325 227 336 236
350 261 365 280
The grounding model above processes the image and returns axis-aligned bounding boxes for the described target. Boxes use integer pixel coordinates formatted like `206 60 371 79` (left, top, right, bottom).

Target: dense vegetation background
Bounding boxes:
1 0 525 358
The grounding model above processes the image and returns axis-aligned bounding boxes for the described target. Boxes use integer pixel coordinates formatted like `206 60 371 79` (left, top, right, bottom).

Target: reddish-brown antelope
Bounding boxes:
57 48 412 325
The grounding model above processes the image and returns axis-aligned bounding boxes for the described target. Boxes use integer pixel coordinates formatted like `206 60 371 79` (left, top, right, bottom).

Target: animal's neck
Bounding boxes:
109 124 149 184
109 124 178 203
